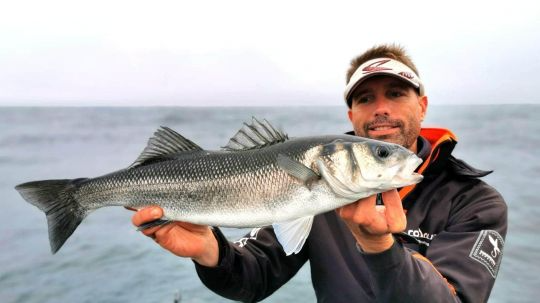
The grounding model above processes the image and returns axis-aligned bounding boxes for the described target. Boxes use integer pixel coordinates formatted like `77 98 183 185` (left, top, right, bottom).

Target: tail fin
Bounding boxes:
15 178 88 254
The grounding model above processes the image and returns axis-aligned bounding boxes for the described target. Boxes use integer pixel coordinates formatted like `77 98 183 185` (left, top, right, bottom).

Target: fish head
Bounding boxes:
318 138 423 194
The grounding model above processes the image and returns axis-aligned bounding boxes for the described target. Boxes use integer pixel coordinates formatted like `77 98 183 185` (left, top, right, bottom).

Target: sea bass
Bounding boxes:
15 118 423 255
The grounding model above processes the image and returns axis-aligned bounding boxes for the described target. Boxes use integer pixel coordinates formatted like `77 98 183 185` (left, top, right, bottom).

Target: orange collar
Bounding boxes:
399 128 457 200
420 128 457 148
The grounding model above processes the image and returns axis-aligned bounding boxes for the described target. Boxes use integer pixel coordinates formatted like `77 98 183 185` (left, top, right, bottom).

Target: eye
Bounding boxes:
353 94 373 104
376 146 390 159
388 90 404 98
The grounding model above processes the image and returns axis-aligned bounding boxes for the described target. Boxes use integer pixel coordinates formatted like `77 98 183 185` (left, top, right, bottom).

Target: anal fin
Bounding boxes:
272 216 314 255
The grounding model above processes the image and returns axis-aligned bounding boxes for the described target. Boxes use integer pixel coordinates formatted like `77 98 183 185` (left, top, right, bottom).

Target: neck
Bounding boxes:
409 140 418 154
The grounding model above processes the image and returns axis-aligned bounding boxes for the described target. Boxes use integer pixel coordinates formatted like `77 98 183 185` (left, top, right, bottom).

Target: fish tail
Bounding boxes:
15 178 89 254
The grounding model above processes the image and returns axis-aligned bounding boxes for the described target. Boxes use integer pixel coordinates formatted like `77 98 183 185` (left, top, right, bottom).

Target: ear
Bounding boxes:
347 109 354 123
419 95 428 121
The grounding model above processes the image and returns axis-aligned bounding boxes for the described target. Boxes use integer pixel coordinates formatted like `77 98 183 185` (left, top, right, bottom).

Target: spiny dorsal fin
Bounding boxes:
222 117 288 151
128 126 203 169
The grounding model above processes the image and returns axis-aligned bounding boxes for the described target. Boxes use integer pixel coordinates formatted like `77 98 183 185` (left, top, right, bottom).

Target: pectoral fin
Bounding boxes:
272 216 314 255
277 154 320 187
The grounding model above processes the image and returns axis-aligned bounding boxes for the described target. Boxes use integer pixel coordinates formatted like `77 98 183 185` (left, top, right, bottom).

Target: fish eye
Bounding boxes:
376 146 390 159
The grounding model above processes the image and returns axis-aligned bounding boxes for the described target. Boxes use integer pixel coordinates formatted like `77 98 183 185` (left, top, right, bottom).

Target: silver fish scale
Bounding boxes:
74 136 348 226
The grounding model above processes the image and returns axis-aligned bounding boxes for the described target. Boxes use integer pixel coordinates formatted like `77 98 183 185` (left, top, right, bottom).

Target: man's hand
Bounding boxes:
130 206 219 267
337 189 406 253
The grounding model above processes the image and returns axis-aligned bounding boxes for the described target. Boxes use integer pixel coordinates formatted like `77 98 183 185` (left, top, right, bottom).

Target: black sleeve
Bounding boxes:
194 226 309 302
361 183 507 303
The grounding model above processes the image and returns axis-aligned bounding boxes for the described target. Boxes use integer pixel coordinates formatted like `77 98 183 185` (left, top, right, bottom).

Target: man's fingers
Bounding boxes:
175 221 210 234
337 195 379 226
140 226 164 237
380 189 401 209
337 201 358 218
381 190 406 232
350 195 377 223
131 206 163 227
154 223 177 245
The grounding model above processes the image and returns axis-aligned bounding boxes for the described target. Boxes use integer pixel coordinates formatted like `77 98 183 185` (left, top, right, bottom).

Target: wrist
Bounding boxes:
192 230 220 267
193 252 218 267
355 233 394 254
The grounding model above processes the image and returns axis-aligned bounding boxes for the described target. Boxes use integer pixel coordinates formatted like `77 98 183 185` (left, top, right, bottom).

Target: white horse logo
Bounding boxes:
488 234 501 258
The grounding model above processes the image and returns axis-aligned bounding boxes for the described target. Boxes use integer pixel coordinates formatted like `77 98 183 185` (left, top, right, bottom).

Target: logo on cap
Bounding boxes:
398 71 414 80
362 59 392 74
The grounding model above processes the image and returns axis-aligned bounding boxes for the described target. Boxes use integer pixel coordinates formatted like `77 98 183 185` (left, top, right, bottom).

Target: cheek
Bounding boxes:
404 110 423 138
350 113 368 135
401 105 422 125
412 107 424 125
413 101 425 117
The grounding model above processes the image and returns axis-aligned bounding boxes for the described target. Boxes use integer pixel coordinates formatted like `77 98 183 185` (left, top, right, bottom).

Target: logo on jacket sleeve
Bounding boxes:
235 228 261 247
469 230 504 278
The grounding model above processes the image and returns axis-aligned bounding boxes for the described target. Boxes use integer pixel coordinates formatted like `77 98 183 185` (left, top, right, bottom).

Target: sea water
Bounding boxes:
0 105 538 302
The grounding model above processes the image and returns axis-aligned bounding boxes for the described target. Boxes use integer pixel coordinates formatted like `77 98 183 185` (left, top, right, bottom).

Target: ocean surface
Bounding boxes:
0 105 538 303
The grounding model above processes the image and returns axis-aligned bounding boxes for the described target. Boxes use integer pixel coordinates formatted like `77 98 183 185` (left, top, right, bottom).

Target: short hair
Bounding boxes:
345 44 420 84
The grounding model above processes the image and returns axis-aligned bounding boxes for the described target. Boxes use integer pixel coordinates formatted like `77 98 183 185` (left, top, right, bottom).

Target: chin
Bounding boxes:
371 134 403 145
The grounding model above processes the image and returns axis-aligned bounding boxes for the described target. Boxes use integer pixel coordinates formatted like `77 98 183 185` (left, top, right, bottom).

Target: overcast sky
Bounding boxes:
1 0 539 106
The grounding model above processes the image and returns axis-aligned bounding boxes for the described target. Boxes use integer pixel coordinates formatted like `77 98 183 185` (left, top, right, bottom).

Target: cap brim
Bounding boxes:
344 57 424 107
345 72 421 106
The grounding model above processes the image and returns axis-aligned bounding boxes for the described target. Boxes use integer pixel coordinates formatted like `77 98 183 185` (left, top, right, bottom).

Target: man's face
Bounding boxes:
347 76 428 153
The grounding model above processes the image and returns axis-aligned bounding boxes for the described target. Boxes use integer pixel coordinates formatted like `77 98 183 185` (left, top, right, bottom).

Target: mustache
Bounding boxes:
364 116 404 131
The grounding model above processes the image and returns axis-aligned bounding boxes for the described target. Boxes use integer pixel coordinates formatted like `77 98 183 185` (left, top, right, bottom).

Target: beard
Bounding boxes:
356 115 421 150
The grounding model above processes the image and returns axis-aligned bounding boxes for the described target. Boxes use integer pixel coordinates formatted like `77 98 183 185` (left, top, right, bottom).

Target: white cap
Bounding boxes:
344 58 424 106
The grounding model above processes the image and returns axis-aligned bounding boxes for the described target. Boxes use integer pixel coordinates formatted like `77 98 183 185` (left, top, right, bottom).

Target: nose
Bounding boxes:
372 96 391 117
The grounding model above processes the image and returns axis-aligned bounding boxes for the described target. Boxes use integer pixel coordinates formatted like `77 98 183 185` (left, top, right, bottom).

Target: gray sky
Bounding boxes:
1 0 539 106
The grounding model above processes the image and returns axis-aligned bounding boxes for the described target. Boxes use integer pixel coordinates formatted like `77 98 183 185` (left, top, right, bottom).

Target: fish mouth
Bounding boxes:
358 155 422 190
392 156 424 186
404 156 423 175
407 172 424 183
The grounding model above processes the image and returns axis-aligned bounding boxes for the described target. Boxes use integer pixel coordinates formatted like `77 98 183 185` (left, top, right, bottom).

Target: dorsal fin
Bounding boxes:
128 126 203 169
222 117 288 151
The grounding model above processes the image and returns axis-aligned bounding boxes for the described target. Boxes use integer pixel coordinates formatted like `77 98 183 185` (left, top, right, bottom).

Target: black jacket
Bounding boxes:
195 128 508 303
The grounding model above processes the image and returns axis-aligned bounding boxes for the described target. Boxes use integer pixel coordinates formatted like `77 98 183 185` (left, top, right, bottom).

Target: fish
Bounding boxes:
15 118 423 255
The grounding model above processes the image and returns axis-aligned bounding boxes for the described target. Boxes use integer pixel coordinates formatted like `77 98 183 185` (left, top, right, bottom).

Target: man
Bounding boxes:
132 44 507 302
